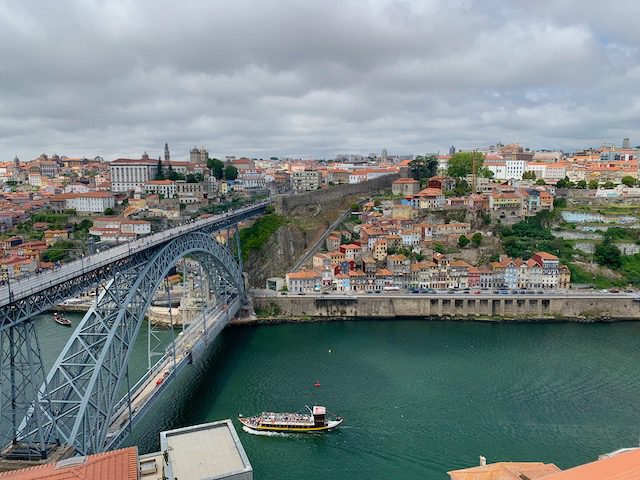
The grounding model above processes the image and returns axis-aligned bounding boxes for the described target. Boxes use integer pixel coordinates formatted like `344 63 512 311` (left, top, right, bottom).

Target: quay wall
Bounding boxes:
275 174 399 214
252 295 640 321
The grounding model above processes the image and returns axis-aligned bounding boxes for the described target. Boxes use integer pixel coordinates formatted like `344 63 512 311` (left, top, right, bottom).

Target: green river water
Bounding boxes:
33 315 640 479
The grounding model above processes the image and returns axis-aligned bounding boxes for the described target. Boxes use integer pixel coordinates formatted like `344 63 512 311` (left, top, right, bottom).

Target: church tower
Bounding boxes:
164 143 170 162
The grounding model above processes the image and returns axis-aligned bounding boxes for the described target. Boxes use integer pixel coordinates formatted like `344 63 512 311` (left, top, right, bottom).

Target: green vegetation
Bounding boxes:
42 240 77 262
186 173 204 183
409 155 438 186
104 207 115 215
471 232 482 247
447 151 484 178
167 165 185 181
522 171 536 180
388 246 424 262
255 302 282 318
458 235 469 247
224 165 238 180
622 175 637 187
594 241 622 268
588 180 599 189
155 160 165 180
577 180 587 189
31 212 69 224
239 214 286 261
553 198 567 208
207 158 225 179
498 210 572 261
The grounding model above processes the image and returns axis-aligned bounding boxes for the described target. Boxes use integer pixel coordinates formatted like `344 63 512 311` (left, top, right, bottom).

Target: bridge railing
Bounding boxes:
109 298 234 423
0 201 270 306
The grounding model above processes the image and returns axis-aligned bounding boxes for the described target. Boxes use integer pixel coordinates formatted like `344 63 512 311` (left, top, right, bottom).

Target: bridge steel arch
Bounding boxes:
18 231 244 456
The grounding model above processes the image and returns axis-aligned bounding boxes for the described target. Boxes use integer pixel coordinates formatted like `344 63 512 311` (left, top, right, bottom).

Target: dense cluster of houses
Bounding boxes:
392 176 555 222
285 188 569 293
287 249 570 294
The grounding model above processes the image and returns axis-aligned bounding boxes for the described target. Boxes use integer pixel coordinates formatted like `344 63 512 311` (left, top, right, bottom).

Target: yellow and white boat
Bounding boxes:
239 406 343 433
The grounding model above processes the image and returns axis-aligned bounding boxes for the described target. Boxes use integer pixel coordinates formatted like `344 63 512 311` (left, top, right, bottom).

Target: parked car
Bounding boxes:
609 289 620 293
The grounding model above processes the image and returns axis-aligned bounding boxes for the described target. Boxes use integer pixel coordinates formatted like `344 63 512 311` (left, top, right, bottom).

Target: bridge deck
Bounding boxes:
0 201 268 307
105 297 241 450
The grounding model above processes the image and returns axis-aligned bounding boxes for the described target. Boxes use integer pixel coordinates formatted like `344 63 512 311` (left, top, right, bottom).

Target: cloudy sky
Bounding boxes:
1 0 639 161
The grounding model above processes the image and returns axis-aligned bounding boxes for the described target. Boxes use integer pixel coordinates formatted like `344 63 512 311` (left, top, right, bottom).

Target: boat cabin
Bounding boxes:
313 406 326 427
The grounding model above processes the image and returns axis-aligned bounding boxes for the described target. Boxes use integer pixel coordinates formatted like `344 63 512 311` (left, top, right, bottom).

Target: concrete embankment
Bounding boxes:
251 294 640 323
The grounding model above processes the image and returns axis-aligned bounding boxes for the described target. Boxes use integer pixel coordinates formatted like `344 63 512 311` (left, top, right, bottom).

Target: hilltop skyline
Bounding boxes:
1 0 639 160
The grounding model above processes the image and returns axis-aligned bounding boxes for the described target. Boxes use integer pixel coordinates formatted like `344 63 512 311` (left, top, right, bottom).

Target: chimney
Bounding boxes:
479 455 487 467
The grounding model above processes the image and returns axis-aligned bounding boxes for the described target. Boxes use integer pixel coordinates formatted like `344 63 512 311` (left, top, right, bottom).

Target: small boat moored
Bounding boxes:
239 405 343 433
53 312 72 327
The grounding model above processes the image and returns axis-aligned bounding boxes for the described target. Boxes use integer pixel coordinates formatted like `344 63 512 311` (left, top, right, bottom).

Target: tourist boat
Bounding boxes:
53 312 72 327
239 406 343 433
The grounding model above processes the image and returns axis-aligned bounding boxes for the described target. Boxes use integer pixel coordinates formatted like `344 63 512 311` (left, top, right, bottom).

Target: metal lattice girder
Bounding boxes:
0 320 54 459
0 250 158 332
18 232 243 455
0 201 268 330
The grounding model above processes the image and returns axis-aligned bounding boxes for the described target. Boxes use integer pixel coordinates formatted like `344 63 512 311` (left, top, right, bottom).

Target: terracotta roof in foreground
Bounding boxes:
0 447 138 480
540 447 640 480
448 461 560 480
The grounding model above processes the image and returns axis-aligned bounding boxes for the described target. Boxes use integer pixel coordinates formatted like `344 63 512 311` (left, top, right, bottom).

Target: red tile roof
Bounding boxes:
0 447 138 480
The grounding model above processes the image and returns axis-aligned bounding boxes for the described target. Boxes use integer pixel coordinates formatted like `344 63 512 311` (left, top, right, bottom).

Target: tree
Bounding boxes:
471 232 482 247
453 179 470 196
594 241 622 269
480 167 494 178
535 179 546 186
104 207 114 215
555 176 571 188
434 243 445 253
167 164 179 181
224 165 238 180
409 155 438 185
207 158 224 180
155 160 165 180
588 179 599 189
447 151 484 178
458 235 470 247
522 171 536 180
603 181 616 189
577 180 587 189
622 175 636 187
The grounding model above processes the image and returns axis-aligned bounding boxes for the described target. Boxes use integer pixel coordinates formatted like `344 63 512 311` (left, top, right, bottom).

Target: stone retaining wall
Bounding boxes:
275 174 399 214
254 295 640 321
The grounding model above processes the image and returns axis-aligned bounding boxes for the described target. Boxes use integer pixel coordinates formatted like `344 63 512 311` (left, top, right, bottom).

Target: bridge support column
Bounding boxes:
0 321 56 459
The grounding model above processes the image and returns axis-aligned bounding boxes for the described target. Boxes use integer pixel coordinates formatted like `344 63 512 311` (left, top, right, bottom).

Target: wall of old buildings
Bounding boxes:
254 295 640 321
275 174 399 214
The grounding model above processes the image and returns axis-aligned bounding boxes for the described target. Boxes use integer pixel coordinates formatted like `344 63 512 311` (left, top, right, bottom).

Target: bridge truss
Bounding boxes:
0 228 246 458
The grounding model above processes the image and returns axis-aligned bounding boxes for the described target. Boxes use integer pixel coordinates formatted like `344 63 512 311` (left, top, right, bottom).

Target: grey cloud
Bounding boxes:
0 0 639 160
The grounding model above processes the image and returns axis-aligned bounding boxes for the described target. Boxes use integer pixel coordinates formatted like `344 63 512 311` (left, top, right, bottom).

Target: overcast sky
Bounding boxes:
1 0 639 161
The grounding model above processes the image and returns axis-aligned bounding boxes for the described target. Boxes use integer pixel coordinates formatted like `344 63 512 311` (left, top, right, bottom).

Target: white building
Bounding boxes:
66 192 115 213
238 169 266 189
28 172 42 187
109 158 159 192
505 159 526 180
144 180 177 198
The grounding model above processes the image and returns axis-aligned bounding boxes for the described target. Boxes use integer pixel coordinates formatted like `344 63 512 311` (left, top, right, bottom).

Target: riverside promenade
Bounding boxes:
252 291 640 321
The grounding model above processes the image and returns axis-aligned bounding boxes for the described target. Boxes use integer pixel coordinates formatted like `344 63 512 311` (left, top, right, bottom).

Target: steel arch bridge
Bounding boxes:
0 202 267 459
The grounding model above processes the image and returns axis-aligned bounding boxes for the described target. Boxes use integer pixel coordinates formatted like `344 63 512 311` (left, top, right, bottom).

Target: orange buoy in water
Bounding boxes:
314 381 321 387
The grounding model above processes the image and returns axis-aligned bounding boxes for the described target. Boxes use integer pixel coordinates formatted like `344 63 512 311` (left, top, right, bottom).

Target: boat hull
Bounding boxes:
239 417 343 433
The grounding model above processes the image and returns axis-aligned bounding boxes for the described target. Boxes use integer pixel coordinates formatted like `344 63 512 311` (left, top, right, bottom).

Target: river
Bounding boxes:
32 316 640 479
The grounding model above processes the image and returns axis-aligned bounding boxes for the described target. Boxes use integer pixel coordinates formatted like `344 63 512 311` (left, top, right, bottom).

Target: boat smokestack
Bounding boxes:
479 455 487 467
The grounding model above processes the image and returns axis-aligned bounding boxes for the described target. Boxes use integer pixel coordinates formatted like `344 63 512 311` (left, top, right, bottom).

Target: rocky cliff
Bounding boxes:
244 196 362 287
